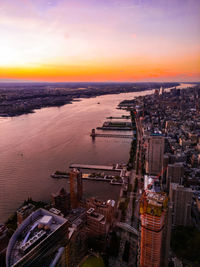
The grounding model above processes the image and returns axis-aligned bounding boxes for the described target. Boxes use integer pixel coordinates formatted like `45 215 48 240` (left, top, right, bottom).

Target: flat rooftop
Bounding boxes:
87 208 105 222
7 209 67 267
17 204 35 215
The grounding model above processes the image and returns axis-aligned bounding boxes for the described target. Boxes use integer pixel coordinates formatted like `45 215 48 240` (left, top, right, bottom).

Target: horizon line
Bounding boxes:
0 80 199 84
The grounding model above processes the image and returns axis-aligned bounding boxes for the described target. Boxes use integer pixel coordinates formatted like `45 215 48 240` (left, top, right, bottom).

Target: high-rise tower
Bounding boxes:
166 163 184 189
146 134 165 176
140 192 168 267
169 183 193 226
77 171 83 202
69 168 83 209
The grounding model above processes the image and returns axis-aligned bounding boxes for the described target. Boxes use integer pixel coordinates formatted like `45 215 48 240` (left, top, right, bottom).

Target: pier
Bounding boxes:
82 176 111 182
96 121 133 131
96 126 132 131
51 174 69 179
91 133 135 139
90 129 135 139
70 163 120 171
82 176 122 185
106 115 130 119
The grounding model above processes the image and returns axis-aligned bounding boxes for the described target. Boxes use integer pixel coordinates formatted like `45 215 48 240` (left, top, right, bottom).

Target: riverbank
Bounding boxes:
0 82 179 117
0 83 192 223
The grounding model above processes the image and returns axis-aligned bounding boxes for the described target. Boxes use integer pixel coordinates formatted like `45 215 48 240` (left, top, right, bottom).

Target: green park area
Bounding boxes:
81 255 105 267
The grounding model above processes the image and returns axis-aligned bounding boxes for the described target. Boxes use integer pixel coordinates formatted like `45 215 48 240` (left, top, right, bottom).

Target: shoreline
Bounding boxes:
0 83 179 118
0 82 195 224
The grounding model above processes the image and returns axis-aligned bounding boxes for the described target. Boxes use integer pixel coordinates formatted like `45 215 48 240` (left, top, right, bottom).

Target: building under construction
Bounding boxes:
139 191 168 267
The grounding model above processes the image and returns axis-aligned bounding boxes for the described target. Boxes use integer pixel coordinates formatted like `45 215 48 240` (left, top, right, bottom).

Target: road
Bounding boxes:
113 112 144 266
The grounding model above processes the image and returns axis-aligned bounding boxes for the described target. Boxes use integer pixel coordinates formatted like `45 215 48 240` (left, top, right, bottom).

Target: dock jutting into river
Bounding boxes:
91 133 135 139
69 163 121 171
90 128 135 139
106 116 130 119
96 127 132 131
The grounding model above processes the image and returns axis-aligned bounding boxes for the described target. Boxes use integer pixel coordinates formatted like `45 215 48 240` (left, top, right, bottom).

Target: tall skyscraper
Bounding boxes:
160 202 173 267
169 183 193 226
70 168 83 209
77 171 83 202
146 134 165 176
140 192 168 267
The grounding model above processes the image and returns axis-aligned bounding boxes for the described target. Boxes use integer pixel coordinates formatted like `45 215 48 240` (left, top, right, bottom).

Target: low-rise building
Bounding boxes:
17 204 35 227
6 209 69 267
86 208 110 237
86 197 115 223
0 224 9 264
51 188 70 216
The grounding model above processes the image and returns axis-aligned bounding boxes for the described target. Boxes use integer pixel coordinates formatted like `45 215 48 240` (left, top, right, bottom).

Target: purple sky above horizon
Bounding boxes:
0 0 199 82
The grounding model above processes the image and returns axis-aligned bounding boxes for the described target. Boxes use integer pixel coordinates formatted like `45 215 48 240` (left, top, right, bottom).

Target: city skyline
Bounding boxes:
0 0 200 82
1 82 200 266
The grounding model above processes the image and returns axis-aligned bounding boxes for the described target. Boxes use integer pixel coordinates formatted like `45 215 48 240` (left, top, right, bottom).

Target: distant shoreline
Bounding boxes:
0 82 180 117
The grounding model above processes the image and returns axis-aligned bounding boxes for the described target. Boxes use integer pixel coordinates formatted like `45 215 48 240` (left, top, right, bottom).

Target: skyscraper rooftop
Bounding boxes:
6 209 68 267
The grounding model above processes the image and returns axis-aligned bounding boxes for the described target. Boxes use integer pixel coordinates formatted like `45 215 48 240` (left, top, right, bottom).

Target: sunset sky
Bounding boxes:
0 0 200 82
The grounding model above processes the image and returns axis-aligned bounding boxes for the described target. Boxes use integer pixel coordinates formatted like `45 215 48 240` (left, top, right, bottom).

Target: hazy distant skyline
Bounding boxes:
0 0 200 82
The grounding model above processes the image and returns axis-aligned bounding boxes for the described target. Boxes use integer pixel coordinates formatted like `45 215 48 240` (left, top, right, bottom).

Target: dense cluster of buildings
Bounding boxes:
3 169 116 266
133 85 200 266
0 83 177 117
116 85 199 266
1 85 199 266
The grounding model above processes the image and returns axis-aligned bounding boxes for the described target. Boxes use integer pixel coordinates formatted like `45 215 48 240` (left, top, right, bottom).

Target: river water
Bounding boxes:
0 83 192 222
